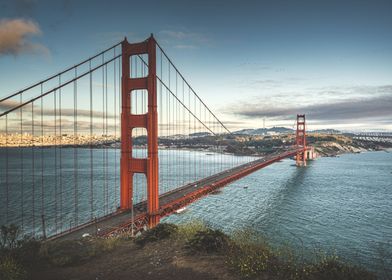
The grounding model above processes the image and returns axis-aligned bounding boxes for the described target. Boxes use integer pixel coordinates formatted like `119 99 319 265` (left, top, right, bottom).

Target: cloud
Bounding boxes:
0 99 116 123
225 86 392 123
173 44 197 50
160 30 207 41
0 18 49 56
0 99 20 111
39 108 116 119
159 29 211 49
20 119 117 132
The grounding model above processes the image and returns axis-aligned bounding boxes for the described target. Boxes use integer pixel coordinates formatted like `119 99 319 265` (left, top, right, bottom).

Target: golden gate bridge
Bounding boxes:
0 35 313 240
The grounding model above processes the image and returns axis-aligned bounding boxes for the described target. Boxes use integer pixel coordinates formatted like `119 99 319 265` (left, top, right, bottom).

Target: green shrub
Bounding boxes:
134 223 178 247
227 229 279 278
0 225 21 250
176 220 208 242
226 229 377 280
185 228 228 254
99 237 122 251
39 240 90 266
12 237 41 268
0 255 26 280
304 256 377 280
39 237 121 267
227 243 277 278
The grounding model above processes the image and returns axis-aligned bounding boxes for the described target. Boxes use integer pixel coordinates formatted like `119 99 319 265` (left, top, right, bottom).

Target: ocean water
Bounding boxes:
0 148 253 236
164 150 392 275
0 148 391 275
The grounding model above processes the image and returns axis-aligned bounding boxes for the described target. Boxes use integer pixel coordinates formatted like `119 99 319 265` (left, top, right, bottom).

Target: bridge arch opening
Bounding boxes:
130 89 148 115
130 54 149 78
132 127 148 159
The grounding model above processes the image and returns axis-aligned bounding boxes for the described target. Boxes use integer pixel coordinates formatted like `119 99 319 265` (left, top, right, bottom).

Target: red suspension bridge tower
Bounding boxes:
120 35 160 227
296 114 307 166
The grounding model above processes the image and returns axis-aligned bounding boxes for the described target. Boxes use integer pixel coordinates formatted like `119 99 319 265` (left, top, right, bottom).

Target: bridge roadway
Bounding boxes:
51 147 304 240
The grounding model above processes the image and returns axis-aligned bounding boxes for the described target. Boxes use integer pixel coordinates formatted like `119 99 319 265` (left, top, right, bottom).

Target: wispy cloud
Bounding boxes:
159 29 211 49
173 44 197 50
237 62 285 73
0 18 49 57
20 119 117 132
0 99 20 111
42 108 116 119
0 99 115 120
225 85 392 124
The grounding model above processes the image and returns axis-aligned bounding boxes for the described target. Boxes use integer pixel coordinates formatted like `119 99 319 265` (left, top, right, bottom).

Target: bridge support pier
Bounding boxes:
120 35 160 228
296 114 307 167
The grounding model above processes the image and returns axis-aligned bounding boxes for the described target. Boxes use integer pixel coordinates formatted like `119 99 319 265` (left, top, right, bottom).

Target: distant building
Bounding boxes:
266 131 278 136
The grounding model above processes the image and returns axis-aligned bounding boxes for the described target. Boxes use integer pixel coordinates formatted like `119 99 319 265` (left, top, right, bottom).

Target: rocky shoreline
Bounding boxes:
312 138 392 157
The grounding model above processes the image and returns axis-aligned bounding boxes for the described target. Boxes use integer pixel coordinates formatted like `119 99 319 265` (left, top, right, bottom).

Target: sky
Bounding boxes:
0 0 391 132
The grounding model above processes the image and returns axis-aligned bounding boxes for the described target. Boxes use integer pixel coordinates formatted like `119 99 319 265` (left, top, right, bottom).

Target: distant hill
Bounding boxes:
311 129 341 134
234 127 293 135
234 127 342 135
189 132 211 137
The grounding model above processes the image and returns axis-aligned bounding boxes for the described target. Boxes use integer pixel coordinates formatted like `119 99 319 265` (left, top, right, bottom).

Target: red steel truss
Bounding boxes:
120 35 160 228
296 114 307 166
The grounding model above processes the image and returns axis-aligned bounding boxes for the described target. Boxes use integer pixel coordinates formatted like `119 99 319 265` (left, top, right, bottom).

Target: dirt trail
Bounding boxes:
32 238 237 280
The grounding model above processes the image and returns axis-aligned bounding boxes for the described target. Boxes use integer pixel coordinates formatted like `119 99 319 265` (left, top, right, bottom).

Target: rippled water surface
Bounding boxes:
0 148 253 236
165 151 392 275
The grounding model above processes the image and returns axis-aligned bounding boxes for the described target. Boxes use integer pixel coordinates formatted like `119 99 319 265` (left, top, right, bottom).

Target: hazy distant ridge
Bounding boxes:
233 127 343 135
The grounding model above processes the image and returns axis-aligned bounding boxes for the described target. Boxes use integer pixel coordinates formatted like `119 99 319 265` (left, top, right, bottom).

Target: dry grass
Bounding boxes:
0 223 380 280
38 237 123 267
175 220 208 242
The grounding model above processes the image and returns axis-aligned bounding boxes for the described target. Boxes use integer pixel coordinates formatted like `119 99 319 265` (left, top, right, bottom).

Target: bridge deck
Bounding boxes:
51 148 302 240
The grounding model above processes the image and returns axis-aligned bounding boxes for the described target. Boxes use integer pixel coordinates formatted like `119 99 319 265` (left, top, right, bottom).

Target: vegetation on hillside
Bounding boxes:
0 222 380 280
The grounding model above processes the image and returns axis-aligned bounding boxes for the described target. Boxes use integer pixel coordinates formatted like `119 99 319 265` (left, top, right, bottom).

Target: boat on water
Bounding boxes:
175 207 187 214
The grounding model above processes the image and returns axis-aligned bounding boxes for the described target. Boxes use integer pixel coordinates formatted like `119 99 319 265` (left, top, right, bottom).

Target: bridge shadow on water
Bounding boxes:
249 161 311 234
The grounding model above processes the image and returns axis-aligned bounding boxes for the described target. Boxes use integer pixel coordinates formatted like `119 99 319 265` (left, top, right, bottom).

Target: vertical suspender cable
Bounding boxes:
5 115 9 224
193 93 196 181
58 75 63 232
166 63 173 191
188 87 191 184
101 54 105 214
159 50 163 193
89 60 94 220
175 71 178 189
74 68 78 226
31 102 35 234
105 63 109 214
20 93 24 230
54 90 58 233
114 49 117 210
182 79 185 186
165 58 168 189
200 101 202 179
118 54 121 207
40 83 44 236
